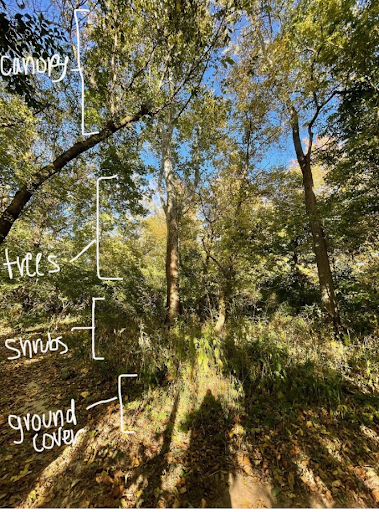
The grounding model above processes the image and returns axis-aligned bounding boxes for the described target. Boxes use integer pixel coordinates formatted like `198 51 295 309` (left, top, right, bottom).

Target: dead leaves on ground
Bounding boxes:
2 328 379 509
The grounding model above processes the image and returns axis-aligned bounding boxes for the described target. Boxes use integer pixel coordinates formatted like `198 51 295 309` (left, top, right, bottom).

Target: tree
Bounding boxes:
229 0 360 328
198 110 264 333
137 0 228 324
319 0 379 254
160 110 180 323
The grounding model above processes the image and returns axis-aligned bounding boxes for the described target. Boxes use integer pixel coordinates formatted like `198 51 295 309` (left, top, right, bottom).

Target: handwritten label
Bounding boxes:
3 249 60 279
0 54 69 82
5 332 68 360
8 400 84 453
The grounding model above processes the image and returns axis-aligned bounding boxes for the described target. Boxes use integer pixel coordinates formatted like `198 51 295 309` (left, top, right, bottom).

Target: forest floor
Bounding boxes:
1 323 379 508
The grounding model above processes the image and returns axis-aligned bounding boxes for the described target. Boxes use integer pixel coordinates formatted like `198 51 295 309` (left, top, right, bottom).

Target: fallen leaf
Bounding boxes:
95 471 113 485
165 452 174 463
28 489 37 501
372 489 379 503
112 485 125 498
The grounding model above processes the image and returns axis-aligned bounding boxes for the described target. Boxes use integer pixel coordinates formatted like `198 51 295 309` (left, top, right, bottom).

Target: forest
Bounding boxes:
0 0 379 508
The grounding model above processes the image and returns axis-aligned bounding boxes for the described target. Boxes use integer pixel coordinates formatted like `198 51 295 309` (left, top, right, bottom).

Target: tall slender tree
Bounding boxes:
228 0 360 327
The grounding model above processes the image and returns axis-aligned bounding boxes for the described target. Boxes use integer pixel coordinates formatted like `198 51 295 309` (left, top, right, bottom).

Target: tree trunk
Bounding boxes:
162 120 180 325
292 237 305 294
0 107 152 246
291 113 341 328
214 287 226 335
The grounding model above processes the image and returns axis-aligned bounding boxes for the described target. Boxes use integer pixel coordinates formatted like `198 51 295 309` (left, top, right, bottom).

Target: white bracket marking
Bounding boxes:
71 297 105 360
69 175 123 281
72 8 99 136
86 396 118 410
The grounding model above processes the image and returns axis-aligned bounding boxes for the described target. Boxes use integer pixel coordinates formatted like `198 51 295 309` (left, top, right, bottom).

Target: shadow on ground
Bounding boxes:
2 329 379 508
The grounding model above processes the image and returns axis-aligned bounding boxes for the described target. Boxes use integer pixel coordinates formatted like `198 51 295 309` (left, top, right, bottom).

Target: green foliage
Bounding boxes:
0 4 66 106
222 313 371 409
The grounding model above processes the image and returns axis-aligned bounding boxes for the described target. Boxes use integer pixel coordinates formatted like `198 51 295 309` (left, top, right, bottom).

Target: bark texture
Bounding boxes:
214 288 226 335
161 120 180 324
